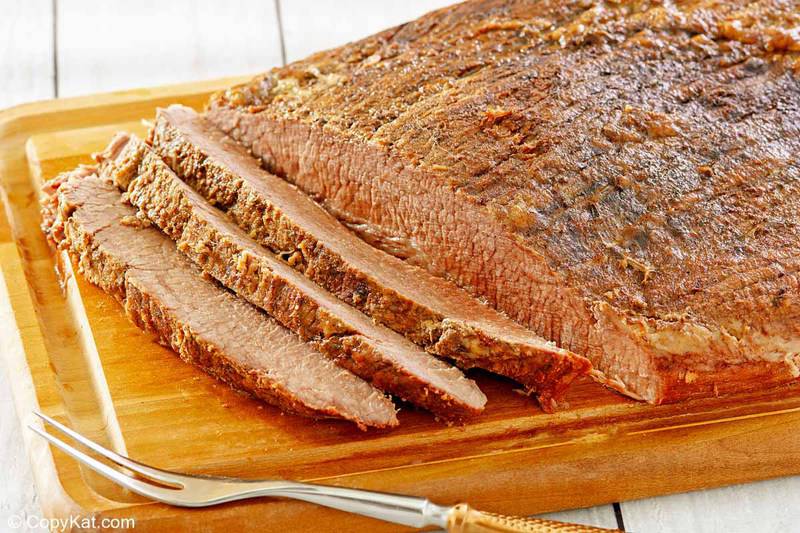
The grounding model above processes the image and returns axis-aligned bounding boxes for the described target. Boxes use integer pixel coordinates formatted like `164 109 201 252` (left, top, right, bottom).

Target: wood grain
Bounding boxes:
3 83 800 532
56 0 282 98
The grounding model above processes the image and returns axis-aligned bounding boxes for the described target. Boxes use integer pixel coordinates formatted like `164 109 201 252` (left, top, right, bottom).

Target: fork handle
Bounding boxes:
267 484 617 532
261 482 451 529
447 504 619 533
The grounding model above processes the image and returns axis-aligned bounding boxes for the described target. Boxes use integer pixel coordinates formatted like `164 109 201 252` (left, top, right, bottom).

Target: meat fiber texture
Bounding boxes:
95 133 487 421
207 0 800 403
149 105 590 410
40 167 399 429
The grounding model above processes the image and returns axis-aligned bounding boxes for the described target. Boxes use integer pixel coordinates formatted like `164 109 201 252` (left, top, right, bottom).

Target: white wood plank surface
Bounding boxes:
537 507 620 530
279 0 456 62
0 0 54 109
1 2 52 532
622 476 800 533
56 0 283 97
0 351 46 533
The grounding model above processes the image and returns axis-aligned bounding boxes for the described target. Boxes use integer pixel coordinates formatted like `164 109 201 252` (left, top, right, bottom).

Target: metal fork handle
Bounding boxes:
215 483 617 531
220 481 450 529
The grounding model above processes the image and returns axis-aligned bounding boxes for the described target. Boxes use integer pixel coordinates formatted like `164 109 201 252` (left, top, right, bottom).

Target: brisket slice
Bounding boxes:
149 105 590 410
41 167 398 430
96 134 487 421
207 0 800 403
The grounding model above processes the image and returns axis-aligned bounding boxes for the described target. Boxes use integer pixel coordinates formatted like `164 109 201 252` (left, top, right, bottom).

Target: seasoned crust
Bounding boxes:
208 0 800 403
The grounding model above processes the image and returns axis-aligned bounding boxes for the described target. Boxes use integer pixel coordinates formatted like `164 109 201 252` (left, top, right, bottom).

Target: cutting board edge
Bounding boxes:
0 76 249 127
0 242 102 519
4 80 800 531
0 82 251 526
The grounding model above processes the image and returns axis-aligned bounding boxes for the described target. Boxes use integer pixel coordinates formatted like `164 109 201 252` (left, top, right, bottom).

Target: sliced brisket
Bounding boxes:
148 105 590 410
208 0 800 403
41 167 398 429
96 134 487 421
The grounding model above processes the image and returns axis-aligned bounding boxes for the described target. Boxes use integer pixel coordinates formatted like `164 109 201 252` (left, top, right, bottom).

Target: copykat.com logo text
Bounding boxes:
7 514 135 531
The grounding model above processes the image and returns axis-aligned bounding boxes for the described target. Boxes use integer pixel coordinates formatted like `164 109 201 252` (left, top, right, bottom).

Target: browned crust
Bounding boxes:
149 106 590 410
41 169 398 429
98 136 486 421
208 101 800 407
205 0 800 404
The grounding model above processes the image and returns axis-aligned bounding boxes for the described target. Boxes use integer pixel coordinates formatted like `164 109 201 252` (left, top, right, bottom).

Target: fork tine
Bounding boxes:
29 423 180 503
32 411 184 488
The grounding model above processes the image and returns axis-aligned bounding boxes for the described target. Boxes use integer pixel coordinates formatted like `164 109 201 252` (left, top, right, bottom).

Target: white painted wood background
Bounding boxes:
2 1 799 531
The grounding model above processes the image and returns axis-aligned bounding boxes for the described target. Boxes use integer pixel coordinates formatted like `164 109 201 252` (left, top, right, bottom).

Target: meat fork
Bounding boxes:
30 411 617 532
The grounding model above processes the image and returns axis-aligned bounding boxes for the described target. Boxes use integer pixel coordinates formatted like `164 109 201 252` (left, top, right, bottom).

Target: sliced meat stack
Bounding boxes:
146 105 590 410
95 133 487 421
40 0 796 426
40 167 398 430
207 0 800 403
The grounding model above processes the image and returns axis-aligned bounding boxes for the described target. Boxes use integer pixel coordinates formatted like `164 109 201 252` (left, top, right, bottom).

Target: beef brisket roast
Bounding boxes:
96 133 487 421
148 105 590 410
40 167 399 429
208 0 800 403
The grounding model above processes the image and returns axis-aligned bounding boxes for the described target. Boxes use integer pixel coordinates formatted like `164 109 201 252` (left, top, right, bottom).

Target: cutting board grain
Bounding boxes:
4 82 800 532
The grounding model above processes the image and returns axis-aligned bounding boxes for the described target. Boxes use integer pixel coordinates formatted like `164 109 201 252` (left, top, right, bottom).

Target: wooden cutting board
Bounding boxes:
3 80 800 532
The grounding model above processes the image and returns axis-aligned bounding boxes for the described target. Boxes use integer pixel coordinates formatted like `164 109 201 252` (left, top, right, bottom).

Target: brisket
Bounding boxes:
96 134 487 421
208 0 800 403
148 104 590 410
41 167 398 430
